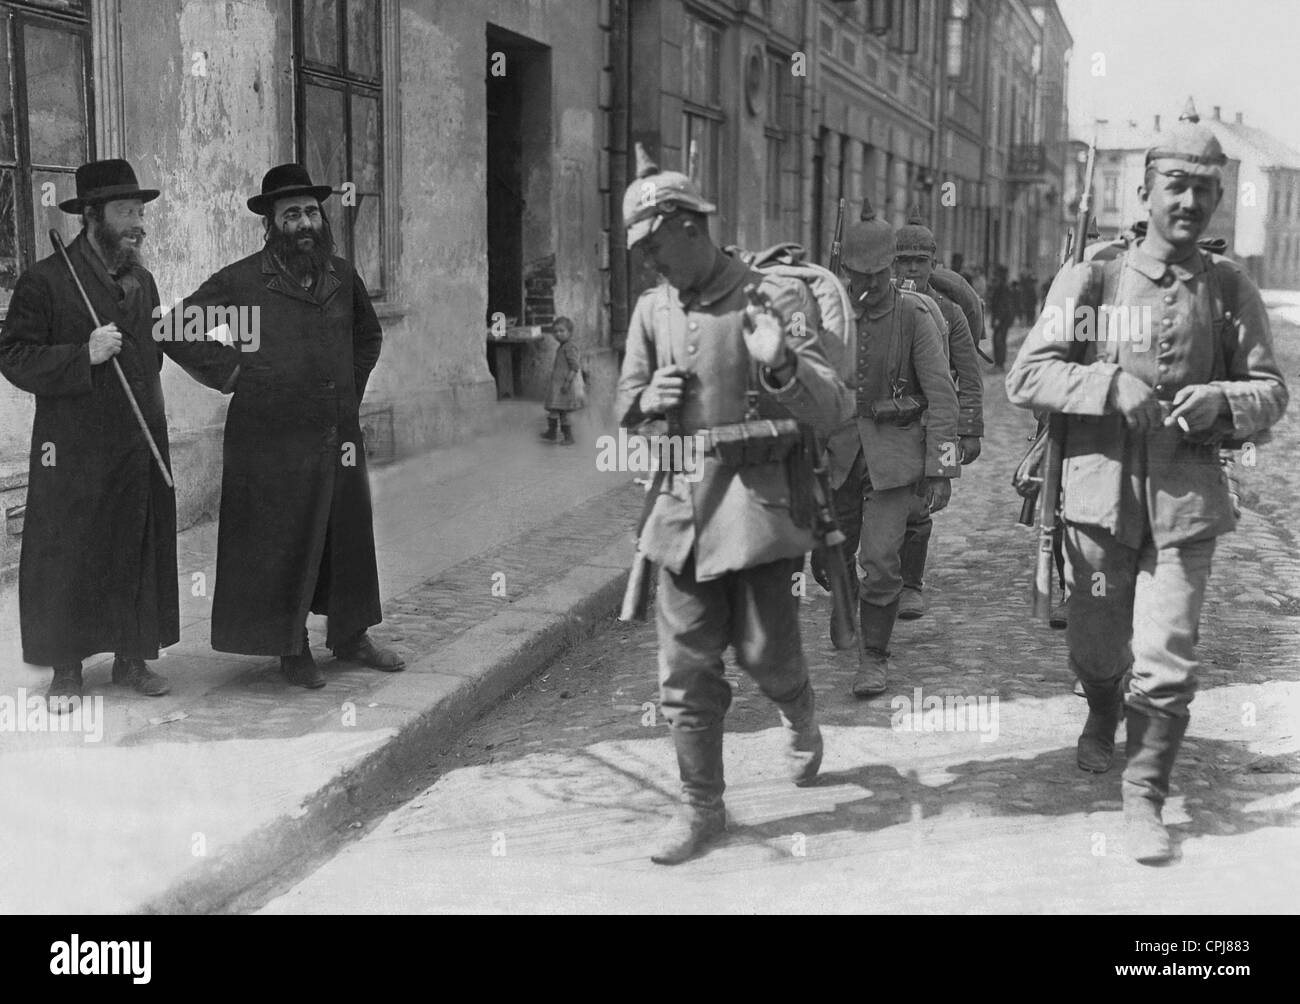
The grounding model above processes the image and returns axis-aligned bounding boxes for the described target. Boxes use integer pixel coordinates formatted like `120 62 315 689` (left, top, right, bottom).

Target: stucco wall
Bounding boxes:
0 0 614 556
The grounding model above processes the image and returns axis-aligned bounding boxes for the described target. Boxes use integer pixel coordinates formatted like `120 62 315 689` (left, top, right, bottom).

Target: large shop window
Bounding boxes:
0 0 92 311
294 0 385 298
681 10 722 203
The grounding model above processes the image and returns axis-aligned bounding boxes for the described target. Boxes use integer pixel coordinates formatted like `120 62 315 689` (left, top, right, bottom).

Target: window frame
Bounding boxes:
292 0 386 299
680 8 724 203
0 0 94 305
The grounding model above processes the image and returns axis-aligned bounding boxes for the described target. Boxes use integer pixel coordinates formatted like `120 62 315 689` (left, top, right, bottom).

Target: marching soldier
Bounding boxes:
1006 108 1288 863
824 203 960 698
893 214 985 620
616 150 852 864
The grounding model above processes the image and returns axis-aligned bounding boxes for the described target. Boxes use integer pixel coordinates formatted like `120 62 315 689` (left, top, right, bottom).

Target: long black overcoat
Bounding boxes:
0 234 238 665
178 250 384 655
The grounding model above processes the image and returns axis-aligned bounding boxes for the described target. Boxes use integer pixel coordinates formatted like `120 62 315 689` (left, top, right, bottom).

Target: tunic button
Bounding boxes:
1160 341 1171 350
1162 317 1173 327
687 345 697 354
688 322 698 331
1164 295 1175 304
323 379 335 389
1155 384 1165 392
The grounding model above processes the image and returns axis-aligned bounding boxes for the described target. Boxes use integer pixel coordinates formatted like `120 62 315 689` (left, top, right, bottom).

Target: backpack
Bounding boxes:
726 242 855 385
1013 248 1262 501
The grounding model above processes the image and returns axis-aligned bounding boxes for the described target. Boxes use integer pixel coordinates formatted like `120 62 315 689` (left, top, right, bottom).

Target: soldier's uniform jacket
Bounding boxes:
922 281 984 438
1006 242 1288 549
617 252 853 581
824 285 961 491
932 264 986 344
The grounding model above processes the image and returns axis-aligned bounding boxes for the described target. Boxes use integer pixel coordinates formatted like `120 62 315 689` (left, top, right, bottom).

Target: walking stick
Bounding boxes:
49 228 175 488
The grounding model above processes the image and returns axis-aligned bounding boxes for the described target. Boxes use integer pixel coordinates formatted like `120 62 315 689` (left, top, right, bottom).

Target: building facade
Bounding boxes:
0 0 620 576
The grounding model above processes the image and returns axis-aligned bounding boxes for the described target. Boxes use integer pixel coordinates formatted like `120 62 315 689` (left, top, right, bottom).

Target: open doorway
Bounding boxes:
485 25 551 400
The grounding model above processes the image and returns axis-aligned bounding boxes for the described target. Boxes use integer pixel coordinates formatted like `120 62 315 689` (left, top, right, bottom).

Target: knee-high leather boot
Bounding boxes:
1076 676 1124 773
650 724 727 865
853 598 898 698
775 680 823 787
1122 707 1189 864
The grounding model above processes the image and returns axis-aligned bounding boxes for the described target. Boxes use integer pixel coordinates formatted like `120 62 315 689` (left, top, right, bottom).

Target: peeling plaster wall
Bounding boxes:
1 0 610 540
124 0 292 525
392 0 607 445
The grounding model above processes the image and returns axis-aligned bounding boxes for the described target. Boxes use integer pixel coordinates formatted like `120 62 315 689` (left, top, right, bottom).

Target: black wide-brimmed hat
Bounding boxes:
247 163 334 216
58 159 160 214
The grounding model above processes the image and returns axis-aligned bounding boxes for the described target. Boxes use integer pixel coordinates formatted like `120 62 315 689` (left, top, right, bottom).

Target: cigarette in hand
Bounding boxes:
1177 416 1191 433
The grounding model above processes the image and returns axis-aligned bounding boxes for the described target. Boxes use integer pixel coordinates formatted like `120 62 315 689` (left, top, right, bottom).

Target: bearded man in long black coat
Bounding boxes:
0 160 240 706
170 164 404 688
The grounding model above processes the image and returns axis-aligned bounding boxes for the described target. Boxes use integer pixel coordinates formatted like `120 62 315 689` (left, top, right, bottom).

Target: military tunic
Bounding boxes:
617 252 852 729
824 286 960 607
1006 242 1287 715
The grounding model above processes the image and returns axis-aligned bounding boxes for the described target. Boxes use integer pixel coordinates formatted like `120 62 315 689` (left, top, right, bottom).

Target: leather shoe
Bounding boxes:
111 656 171 696
47 663 84 712
333 632 405 671
897 587 924 621
281 649 325 689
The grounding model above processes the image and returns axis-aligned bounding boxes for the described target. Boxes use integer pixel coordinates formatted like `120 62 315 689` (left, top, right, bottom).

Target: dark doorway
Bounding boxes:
485 25 550 400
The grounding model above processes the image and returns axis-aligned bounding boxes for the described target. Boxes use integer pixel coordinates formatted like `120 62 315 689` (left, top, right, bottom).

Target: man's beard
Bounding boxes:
266 216 335 280
91 217 145 272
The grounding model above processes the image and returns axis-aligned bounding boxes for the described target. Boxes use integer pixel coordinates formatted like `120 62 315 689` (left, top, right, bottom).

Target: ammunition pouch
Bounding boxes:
869 394 928 426
704 417 802 466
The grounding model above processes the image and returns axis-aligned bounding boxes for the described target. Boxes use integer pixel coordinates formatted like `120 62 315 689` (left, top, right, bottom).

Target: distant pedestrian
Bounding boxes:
539 316 586 446
989 265 1016 371
1019 271 1038 324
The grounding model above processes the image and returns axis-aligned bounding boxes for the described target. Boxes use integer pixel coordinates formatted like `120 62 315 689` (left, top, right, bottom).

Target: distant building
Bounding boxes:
1086 104 1300 289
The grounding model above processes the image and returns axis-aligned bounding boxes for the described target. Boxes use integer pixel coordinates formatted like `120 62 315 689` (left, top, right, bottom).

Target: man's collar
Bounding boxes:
260 247 339 276
856 284 895 322
676 252 749 309
1129 239 1205 283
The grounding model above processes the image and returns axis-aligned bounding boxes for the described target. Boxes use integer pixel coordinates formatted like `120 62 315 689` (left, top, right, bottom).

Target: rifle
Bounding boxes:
1031 136 1096 620
813 196 857 648
618 468 664 622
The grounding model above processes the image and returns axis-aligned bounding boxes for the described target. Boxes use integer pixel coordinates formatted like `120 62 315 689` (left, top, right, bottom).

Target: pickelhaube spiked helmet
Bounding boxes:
1145 98 1227 179
894 204 937 256
840 198 896 273
622 143 717 248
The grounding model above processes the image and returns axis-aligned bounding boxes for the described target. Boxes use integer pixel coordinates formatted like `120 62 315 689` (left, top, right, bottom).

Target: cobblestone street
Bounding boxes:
259 308 1300 915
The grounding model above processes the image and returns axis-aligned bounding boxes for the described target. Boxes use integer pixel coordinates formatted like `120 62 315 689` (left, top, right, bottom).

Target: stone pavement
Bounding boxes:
261 312 1300 915
0 401 644 913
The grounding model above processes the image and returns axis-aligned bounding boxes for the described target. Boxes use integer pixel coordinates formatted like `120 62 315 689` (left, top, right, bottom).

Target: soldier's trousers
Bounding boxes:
831 449 917 607
1063 523 1217 718
902 492 934 591
656 552 808 731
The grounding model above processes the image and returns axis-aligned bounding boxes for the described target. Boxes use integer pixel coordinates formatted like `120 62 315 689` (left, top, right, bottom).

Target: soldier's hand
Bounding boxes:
958 436 982 465
921 476 952 513
1108 371 1162 432
1166 384 1228 434
640 365 687 414
88 323 122 365
742 306 788 369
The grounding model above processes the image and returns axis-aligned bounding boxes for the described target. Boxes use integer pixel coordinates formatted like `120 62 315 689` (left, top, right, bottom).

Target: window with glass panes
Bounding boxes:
764 49 794 229
294 0 384 297
680 10 722 204
0 0 93 310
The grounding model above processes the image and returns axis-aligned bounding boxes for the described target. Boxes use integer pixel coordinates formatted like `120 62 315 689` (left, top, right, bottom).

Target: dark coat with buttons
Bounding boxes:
0 233 239 665
178 249 384 655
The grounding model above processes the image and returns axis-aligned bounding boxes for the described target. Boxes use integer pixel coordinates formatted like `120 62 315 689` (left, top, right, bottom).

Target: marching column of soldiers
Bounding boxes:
617 107 1287 866
0 102 1287 873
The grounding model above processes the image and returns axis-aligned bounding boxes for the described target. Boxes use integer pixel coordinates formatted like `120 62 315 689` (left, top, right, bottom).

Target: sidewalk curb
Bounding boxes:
138 538 634 914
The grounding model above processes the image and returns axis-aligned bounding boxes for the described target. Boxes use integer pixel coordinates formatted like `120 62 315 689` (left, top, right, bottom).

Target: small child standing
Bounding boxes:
540 316 586 446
